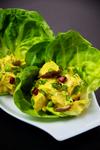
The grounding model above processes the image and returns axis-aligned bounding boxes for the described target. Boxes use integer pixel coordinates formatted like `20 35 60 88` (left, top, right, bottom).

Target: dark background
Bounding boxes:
0 0 100 149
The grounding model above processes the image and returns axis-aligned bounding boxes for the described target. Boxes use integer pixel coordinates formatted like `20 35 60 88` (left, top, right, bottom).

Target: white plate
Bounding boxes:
0 93 100 141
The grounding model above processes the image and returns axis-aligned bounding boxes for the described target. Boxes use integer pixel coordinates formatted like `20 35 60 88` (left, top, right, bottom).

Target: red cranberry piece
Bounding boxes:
58 76 67 83
9 77 15 84
32 88 39 95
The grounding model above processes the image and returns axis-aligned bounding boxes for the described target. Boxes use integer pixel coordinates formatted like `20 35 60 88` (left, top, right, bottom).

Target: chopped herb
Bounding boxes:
38 79 47 85
52 82 62 90
72 85 80 94
66 95 73 102
4 64 11 72
47 101 53 107
52 82 68 91
61 85 68 91
39 89 46 96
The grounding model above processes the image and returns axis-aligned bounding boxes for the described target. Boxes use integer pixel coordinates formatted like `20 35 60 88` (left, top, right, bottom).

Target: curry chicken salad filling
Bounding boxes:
31 61 89 116
0 55 24 95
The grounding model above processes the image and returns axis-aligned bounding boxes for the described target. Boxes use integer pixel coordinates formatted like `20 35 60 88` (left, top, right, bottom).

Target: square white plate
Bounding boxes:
0 93 100 141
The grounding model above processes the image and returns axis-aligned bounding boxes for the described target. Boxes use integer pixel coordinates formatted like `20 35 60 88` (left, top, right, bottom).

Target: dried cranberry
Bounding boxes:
32 88 39 95
9 77 15 84
58 76 67 83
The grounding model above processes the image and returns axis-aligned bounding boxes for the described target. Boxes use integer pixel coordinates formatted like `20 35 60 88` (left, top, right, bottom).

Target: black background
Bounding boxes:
0 0 100 149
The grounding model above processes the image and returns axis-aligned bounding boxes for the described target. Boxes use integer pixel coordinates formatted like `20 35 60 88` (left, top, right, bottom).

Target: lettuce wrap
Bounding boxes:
0 8 54 95
14 30 100 118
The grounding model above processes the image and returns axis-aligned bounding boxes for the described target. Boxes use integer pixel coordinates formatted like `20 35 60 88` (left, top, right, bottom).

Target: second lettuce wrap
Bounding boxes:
14 30 100 118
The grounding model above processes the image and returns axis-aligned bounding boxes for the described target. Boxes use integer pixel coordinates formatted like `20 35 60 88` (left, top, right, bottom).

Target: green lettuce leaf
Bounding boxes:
45 30 100 92
14 66 59 118
25 40 50 67
0 8 54 60
14 66 39 113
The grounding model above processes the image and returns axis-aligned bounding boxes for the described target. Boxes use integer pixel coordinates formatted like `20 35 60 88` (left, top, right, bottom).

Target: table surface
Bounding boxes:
0 0 100 149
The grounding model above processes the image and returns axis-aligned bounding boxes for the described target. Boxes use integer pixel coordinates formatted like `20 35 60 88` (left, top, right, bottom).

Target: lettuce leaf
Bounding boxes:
14 66 39 112
14 66 59 118
45 30 100 92
0 8 54 60
25 41 50 67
